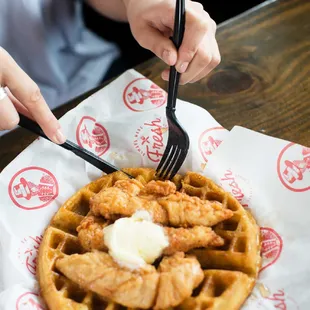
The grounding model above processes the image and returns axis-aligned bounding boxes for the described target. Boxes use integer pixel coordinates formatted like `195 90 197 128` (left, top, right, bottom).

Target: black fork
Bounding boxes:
156 0 189 180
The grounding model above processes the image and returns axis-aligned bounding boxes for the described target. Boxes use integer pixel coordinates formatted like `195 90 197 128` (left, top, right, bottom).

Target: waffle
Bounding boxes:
37 168 261 310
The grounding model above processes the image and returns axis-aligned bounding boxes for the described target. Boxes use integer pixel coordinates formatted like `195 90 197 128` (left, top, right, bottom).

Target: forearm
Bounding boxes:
86 0 128 22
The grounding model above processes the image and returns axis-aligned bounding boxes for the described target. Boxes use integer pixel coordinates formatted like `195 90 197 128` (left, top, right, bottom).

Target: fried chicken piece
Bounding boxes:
90 187 168 223
163 226 224 255
76 215 108 251
90 181 233 227
142 180 177 196
158 192 233 227
56 251 159 309
154 252 204 309
114 179 144 195
77 216 224 255
56 251 203 309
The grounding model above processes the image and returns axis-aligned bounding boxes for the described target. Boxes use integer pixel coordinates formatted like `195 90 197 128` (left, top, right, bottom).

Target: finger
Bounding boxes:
135 26 177 66
189 34 221 83
161 68 170 81
0 90 19 130
179 34 212 85
161 30 221 84
0 47 66 144
6 87 33 119
175 8 209 73
187 65 213 84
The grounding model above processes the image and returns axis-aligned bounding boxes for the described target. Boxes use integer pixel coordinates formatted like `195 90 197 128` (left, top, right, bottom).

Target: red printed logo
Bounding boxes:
260 227 283 272
8 167 59 210
123 78 167 112
220 169 252 208
133 117 168 163
16 292 45 310
198 127 227 163
18 235 43 276
277 143 310 192
76 116 110 156
255 287 299 310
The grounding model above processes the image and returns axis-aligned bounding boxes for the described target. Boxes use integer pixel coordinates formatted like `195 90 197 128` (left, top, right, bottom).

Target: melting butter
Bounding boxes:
103 211 169 270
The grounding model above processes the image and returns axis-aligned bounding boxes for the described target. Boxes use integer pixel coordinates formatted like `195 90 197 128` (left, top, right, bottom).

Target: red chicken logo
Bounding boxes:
278 143 310 192
198 127 227 163
123 78 167 111
16 292 45 310
76 116 110 156
9 167 59 210
260 227 283 272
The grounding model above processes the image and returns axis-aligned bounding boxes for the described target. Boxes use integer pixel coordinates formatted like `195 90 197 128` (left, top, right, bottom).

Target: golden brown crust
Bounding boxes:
164 226 224 255
77 215 108 252
155 252 204 309
143 180 177 196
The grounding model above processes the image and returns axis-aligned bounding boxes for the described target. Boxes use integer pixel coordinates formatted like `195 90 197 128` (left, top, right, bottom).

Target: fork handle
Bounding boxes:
167 68 181 113
172 0 185 48
167 0 185 112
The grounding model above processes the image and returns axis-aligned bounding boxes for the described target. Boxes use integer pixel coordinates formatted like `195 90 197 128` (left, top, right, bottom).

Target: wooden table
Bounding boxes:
1 0 309 171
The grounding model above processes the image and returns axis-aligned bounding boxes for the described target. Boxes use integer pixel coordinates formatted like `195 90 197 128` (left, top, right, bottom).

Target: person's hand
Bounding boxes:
123 0 221 84
0 47 66 144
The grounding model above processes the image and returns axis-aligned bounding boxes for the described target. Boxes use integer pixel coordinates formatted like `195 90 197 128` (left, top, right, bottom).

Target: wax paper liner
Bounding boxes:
204 126 310 309
0 69 309 309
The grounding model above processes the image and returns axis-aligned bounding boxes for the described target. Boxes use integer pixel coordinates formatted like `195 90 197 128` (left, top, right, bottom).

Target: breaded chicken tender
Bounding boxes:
143 180 177 196
163 226 224 255
90 179 233 227
56 251 158 309
76 215 108 252
56 251 203 309
154 252 204 309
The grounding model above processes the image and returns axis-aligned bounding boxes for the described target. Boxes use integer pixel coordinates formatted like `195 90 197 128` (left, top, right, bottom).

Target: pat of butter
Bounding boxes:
103 211 169 270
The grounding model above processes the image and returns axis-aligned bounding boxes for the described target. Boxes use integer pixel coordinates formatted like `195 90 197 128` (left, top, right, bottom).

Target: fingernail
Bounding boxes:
162 50 173 65
54 128 66 144
162 71 169 80
179 62 189 73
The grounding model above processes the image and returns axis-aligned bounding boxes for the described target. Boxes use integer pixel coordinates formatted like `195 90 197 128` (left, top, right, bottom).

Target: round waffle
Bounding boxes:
37 168 261 310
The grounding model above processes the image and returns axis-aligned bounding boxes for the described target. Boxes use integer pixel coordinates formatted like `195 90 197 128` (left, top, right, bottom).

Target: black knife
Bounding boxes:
18 113 133 178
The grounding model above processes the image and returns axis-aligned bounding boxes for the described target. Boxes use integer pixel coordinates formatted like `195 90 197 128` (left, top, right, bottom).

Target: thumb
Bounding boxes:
136 27 177 66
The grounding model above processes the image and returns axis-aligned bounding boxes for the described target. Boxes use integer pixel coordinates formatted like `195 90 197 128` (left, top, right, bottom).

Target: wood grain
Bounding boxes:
1 0 309 172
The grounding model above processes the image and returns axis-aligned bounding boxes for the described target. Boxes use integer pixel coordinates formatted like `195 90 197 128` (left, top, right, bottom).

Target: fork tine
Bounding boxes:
168 148 188 180
156 142 173 173
161 147 181 179
157 145 178 178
